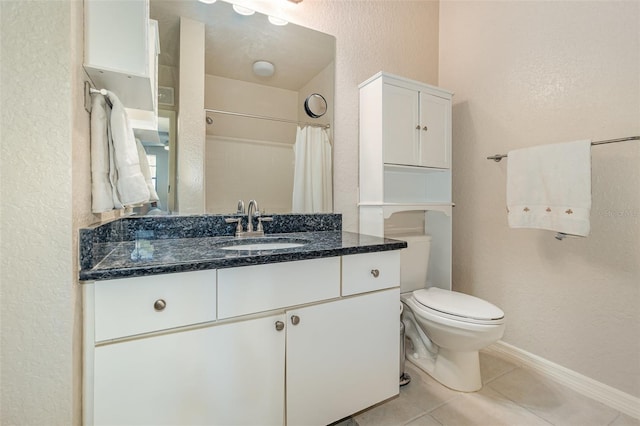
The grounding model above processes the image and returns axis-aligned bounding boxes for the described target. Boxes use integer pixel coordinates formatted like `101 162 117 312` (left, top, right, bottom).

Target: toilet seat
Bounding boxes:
413 287 504 325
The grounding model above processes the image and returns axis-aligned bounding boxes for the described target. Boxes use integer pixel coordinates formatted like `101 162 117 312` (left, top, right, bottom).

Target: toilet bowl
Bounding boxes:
397 235 505 392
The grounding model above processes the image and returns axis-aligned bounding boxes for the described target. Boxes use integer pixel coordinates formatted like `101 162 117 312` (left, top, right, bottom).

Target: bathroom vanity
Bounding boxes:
80 215 406 426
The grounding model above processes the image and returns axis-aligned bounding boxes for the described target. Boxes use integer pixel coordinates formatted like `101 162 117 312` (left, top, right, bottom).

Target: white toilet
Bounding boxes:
399 235 505 392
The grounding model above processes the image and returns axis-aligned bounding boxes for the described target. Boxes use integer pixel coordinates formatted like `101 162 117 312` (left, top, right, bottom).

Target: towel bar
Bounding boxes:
486 136 640 162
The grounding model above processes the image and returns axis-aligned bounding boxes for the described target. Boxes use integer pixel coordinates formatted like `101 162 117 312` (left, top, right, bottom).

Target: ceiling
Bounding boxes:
150 0 335 91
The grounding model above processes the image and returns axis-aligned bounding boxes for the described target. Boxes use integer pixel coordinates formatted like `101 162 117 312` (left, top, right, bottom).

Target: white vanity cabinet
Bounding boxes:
92 313 286 426
83 252 400 426
286 288 399 426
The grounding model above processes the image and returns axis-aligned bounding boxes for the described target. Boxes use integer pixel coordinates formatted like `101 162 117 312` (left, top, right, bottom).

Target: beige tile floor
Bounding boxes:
343 350 640 426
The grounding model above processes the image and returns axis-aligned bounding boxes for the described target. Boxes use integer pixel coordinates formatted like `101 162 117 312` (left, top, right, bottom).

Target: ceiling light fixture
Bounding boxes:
253 60 275 77
232 5 255 16
268 16 288 26
198 0 217 4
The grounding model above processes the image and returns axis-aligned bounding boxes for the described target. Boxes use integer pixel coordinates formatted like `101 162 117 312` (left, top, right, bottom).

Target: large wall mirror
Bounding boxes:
144 0 335 215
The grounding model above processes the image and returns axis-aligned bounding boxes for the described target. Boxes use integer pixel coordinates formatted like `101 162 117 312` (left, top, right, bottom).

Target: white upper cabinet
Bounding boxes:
84 0 158 116
362 72 453 170
418 91 451 168
383 84 420 165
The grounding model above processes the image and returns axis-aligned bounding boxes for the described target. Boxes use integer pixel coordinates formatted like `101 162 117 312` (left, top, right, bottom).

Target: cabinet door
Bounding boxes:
383 83 419 166
286 289 400 426
93 315 286 426
419 93 451 168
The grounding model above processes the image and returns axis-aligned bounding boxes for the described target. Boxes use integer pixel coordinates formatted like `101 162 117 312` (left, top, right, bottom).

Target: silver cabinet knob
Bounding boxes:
275 321 285 331
153 299 167 312
415 125 421 130
291 315 300 325
371 269 380 278
422 126 428 131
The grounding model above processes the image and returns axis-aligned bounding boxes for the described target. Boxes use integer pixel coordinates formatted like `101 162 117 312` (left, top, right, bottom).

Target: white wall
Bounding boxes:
298 62 334 132
204 74 298 213
206 136 294 214
439 1 640 397
177 17 206 214
205 74 298 143
1 0 91 424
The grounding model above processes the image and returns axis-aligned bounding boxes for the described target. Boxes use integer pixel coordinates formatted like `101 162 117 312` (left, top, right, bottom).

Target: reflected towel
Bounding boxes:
135 138 159 203
90 94 116 213
506 140 592 237
106 90 150 206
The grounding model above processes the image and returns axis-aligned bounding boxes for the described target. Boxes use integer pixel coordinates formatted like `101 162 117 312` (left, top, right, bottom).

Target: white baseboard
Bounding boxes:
485 340 640 420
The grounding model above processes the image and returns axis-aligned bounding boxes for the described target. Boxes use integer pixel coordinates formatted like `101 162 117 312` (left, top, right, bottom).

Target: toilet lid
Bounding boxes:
413 287 504 321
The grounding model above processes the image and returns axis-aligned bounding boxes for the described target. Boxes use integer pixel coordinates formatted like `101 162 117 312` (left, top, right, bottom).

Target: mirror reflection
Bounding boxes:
143 0 335 215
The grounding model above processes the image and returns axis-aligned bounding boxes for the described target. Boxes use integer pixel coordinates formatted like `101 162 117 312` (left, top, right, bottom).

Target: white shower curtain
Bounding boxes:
292 126 333 213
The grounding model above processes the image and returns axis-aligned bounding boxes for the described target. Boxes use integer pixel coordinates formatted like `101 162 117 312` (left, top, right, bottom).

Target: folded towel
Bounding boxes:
506 140 592 237
90 94 116 213
106 90 150 206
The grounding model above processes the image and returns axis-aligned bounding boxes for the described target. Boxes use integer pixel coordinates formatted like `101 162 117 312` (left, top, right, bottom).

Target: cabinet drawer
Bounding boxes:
217 257 340 319
93 270 216 341
342 251 400 296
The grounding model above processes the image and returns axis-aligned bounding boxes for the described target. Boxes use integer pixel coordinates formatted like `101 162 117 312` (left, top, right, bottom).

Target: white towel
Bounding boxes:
506 140 592 237
90 94 116 213
105 90 150 206
135 138 159 203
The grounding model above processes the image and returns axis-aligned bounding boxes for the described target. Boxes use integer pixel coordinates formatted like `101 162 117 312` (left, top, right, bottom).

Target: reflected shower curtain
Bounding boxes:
292 126 333 213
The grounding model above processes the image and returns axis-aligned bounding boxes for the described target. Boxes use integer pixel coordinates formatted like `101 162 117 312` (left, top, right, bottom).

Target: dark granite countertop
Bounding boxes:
79 231 407 282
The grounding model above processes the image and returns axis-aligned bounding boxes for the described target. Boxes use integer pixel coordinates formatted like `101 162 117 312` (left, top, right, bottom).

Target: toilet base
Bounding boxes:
407 348 482 392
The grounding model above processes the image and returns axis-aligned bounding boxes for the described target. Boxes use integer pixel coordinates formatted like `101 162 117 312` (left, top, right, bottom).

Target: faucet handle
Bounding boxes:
225 217 244 234
256 216 273 232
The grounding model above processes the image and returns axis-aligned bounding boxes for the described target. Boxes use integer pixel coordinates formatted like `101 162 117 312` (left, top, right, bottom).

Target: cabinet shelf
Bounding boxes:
358 202 453 219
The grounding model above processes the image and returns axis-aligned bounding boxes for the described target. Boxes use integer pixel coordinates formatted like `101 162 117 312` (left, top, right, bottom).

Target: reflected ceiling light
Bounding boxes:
198 0 217 4
253 60 275 77
232 5 255 16
268 16 288 26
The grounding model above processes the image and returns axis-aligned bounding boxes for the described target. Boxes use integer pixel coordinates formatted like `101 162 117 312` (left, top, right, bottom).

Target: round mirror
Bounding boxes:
304 93 328 118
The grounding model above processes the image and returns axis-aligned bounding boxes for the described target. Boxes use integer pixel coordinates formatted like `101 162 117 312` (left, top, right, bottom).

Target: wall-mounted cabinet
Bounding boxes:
359 72 454 289
382 81 451 169
84 0 159 128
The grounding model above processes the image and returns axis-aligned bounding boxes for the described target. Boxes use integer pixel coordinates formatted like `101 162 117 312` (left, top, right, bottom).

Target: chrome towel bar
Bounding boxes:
486 136 640 162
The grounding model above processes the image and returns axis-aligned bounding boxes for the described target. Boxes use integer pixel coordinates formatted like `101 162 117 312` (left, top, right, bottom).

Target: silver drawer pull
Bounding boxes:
291 315 300 326
153 299 167 312
275 321 285 331
371 269 380 278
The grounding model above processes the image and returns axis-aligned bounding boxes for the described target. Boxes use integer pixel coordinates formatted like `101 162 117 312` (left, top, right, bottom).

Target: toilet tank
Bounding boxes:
396 234 431 293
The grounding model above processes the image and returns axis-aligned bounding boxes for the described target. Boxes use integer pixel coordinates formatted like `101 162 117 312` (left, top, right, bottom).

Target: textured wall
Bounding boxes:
177 17 206 214
233 0 441 231
439 1 640 396
1 1 89 424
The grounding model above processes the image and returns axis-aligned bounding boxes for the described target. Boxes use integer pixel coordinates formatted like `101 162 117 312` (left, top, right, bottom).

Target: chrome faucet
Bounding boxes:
246 200 259 233
225 199 272 238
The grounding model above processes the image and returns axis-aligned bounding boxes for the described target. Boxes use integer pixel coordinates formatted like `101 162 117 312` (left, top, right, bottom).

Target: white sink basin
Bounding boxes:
220 242 305 251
